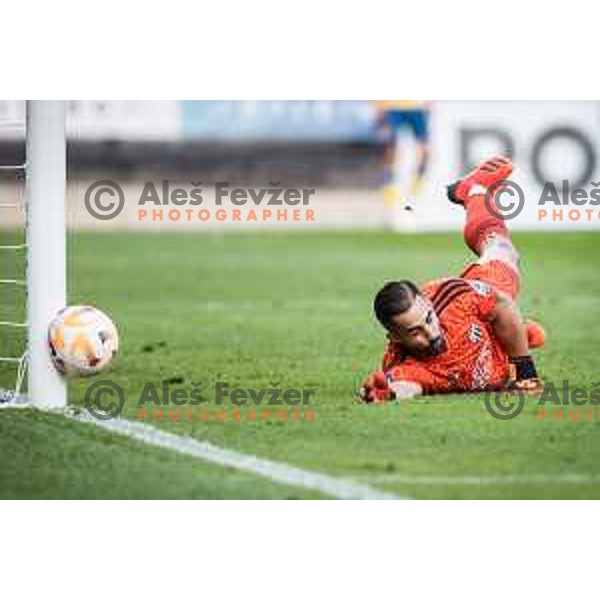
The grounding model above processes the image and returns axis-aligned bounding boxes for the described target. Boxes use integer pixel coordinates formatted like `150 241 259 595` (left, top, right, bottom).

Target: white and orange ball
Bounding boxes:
48 306 119 376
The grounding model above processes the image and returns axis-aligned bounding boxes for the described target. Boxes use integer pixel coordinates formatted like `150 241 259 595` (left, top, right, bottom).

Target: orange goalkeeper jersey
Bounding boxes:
381 277 510 394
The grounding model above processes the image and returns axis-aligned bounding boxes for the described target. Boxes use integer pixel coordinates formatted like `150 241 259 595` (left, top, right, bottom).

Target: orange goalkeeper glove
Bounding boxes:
359 370 395 404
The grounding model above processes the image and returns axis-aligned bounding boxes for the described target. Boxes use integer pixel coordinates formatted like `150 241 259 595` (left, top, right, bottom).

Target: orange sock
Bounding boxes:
463 194 509 256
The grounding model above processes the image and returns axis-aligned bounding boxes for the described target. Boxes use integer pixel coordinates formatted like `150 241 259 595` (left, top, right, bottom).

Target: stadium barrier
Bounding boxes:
1 101 599 231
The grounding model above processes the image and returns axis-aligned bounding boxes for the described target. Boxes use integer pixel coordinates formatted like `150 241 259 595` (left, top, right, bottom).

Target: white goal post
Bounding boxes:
26 100 67 408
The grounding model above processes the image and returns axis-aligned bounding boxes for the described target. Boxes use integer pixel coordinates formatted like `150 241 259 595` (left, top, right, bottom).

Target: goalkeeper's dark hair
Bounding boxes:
373 280 420 330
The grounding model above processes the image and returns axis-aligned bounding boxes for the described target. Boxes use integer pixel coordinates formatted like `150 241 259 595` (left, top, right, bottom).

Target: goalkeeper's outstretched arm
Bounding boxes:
487 291 543 393
487 291 529 357
359 370 423 403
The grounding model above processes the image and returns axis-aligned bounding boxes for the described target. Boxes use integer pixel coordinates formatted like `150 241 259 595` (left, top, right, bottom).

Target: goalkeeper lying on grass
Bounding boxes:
361 156 545 403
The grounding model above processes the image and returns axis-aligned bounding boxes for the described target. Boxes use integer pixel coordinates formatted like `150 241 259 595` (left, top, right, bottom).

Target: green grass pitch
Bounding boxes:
1 228 600 499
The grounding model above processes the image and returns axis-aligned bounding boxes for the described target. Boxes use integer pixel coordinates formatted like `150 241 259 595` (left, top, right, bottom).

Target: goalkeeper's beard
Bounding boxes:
406 335 447 358
429 335 446 356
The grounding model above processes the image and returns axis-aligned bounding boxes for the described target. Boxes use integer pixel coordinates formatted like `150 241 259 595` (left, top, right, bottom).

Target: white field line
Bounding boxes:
3 398 599 492
2 396 401 498
364 473 600 486
64 410 402 500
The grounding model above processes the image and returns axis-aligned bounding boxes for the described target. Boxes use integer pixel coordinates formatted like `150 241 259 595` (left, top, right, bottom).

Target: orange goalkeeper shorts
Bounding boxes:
460 259 521 300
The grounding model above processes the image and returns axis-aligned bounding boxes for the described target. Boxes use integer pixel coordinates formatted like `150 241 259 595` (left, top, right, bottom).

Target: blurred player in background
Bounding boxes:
361 156 546 403
373 100 430 231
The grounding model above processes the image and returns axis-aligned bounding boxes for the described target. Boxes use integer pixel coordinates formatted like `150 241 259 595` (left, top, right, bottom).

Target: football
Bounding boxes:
48 306 119 377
